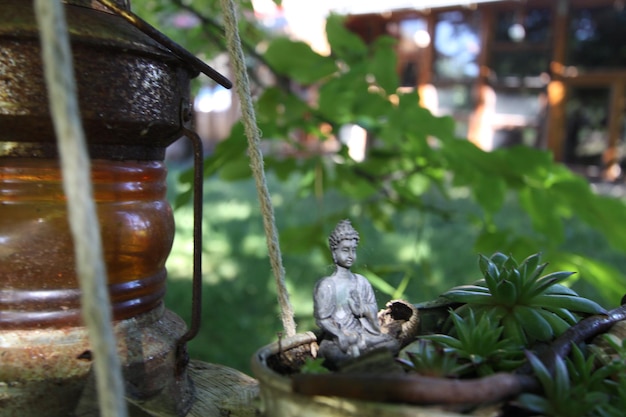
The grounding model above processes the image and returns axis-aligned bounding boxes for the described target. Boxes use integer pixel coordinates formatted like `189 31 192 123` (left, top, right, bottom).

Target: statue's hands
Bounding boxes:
348 292 361 315
337 331 359 352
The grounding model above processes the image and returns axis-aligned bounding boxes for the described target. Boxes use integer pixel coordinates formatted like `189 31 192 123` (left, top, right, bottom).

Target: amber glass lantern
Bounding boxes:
0 1 228 415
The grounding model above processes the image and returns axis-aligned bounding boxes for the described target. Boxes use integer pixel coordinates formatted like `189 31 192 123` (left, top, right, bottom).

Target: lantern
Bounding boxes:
0 1 230 415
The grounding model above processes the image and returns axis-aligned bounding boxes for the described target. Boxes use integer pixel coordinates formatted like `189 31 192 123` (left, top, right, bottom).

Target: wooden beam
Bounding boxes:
604 80 625 180
562 71 626 86
418 12 435 87
468 7 495 149
417 12 436 110
569 0 620 7
545 0 568 160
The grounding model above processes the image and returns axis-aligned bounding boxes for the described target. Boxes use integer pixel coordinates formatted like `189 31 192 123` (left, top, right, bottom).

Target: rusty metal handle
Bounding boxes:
94 0 232 89
174 127 205 372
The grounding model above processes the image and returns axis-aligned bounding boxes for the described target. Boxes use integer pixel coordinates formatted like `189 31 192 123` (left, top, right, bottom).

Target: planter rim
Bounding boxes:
251 332 469 417
252 331 317 392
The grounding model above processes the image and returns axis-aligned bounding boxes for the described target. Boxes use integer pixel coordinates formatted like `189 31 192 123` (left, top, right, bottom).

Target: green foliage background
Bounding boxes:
134 1 626 373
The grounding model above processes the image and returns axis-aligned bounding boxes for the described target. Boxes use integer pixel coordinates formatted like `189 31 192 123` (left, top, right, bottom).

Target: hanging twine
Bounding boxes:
33 1 128 416
219 0 297 337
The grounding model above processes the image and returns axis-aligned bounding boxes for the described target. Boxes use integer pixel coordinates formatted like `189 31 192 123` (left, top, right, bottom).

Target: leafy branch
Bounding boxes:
157 0 626 306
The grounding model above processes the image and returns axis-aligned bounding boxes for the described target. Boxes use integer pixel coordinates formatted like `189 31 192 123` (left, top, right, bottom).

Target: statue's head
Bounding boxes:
328 219 359 251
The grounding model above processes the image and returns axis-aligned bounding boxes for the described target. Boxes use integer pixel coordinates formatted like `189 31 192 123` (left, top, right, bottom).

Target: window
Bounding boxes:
396 18 430 87
433 11 481 81
494 8 552 43
563 88 611 165
568 6 626 69
490 8 552 79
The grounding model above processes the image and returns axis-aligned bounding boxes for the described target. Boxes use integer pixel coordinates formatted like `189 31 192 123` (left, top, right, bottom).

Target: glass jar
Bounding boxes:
0 158 174 329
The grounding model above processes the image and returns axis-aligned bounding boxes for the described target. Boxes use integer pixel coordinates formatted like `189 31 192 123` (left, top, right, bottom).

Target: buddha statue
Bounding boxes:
313 220 401 365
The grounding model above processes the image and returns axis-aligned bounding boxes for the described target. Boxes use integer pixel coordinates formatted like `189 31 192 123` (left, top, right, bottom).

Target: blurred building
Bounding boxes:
247 1 626 179
337 0 626 179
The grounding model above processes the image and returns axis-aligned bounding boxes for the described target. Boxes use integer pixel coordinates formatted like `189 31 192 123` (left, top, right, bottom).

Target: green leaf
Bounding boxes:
490 252 510 268
526 351 553 393
495 279 518 306
353 90 393 123
474 229 510 253
512 305 554 342
325 14 368 63
392 272 413 300
517 393 552 414
317 70 369 123
536 308 571 336
423 113 456 142
552 253 626 308
503 254 519 270
334 167 379 199
493 145 555 183
472 175 507 215
256 87 309 128
264 38 336 84
381 92 453 147
360 269 397 297
520 262 550 299
300 357 330 374
441 289 494 305
478 254 499 293
450 284 491 293
422 333 463 351
280 223 326 253
544 284 579 297
405 173 432 196
554 353 571 402
518 187 565 245
519 252 542 283
539 305 579 325
369 36 398 92
502 313 527 345
173 186 192 210
204 124 249 178
450 310 472 345
474 232 539 263
219 154 251 181
553 178 626 251
525 271 576 300
443 139 499 183
532 294 607 315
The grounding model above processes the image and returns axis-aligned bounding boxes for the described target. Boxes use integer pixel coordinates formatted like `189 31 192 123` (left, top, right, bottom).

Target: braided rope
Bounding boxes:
219 0 297 337
33 1 127 416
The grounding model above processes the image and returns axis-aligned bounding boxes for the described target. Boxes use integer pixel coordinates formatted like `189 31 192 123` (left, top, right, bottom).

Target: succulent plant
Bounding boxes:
397 338 468 378
589 332 626 416
516 345 626 417
516 349 607 417
300 357 331 374
441 253 606 346
421 309 524 376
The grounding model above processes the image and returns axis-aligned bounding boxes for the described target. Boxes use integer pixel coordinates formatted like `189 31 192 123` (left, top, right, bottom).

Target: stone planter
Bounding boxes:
251 332 467 417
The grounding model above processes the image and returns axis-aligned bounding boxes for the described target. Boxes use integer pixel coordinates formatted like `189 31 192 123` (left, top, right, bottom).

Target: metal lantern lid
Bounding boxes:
0 0 230 160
